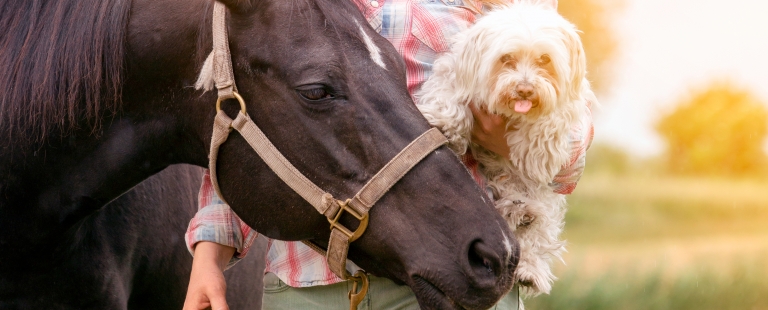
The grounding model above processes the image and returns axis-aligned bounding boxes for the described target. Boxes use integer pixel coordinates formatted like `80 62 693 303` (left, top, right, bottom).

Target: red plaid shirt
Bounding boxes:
186 0 587 288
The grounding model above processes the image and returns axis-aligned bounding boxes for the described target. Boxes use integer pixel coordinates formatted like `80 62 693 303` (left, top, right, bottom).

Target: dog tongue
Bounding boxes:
515 100 532 114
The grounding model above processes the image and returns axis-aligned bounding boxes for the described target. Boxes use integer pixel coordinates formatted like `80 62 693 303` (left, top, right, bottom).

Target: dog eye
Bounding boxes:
501 55 517 67
538 54 551 65
297 86 334 101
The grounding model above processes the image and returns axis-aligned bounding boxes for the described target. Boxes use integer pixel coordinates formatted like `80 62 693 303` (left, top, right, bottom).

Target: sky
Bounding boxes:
594 0 768 157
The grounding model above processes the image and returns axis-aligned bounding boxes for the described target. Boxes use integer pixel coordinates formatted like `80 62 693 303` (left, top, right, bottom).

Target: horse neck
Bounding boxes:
0 0 213 251
0 103 199 250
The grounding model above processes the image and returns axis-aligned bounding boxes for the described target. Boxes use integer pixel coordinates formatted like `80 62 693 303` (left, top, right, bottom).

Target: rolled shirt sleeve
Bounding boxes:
185 170 259 269
550 99 595 195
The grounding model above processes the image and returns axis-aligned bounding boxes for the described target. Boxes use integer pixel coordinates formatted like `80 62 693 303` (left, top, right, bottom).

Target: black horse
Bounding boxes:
0 164 266 309
0 0 519 309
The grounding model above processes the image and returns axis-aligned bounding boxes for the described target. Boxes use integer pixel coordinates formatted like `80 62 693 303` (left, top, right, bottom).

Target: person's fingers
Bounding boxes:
204 279 229 310
469 104 489 136
468 103 512 158
182 292 210 310
182 286 227 310
469 104 504 134
209 292 230 310
468 103 484 125
183 282 214 310
468 102 481 115
183 269 227 310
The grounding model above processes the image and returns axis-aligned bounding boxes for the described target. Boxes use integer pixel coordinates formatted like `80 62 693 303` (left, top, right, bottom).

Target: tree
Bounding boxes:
656 82 768 177
558 0 624 95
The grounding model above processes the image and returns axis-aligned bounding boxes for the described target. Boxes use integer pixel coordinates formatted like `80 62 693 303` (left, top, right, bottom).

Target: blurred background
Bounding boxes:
527 0 768 309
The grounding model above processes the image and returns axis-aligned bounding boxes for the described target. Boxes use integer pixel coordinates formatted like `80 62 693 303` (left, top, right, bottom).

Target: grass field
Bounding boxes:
523 171 768 310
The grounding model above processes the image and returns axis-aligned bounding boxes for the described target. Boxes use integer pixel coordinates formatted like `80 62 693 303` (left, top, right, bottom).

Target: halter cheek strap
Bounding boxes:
209 108 446 278
210 1 237 99
206 1 447 284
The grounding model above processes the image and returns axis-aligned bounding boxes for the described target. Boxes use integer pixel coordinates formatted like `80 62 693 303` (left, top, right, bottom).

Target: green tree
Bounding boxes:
656 82 768 176
558 0 623 95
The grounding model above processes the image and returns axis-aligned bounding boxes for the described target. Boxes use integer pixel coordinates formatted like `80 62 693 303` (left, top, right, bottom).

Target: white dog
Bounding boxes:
416 1 595 295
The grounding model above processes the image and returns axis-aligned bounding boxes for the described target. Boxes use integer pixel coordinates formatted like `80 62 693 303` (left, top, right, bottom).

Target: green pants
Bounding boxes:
263 273 520 310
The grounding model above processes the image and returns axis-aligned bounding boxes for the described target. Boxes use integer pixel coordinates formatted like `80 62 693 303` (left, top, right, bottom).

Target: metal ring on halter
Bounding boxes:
215 91 247 114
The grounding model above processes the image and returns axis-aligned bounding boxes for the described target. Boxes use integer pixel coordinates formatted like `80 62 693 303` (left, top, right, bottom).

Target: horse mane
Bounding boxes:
0 0 131 148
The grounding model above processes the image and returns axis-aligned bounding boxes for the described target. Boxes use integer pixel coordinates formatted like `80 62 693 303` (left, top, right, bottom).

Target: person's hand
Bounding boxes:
469 104 512 158
183 242 236 310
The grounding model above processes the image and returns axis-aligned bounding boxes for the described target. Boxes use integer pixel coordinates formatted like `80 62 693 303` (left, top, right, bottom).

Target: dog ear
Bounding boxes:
455 30 485 98
515 0 558 10
562 26 587 101
539 0 558 11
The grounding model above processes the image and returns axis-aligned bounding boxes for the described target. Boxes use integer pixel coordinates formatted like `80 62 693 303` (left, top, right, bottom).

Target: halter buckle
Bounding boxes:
328 199 369 243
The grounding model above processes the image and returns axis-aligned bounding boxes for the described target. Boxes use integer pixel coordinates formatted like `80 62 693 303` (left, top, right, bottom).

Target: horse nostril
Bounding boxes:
467 240 502 279
483 258 493 273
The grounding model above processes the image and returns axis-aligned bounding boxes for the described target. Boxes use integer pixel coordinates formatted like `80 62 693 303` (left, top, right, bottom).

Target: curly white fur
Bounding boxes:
416 1 594 296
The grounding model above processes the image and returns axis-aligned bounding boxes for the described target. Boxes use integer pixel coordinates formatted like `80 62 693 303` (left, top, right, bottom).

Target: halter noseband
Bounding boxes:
205 2 447 304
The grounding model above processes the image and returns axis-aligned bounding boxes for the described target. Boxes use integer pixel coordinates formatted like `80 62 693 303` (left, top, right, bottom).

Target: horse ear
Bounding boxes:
216 0 257 13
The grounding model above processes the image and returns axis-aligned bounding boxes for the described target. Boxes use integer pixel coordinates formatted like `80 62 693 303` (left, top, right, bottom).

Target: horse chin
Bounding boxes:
411 275 466 310
410 271 513 310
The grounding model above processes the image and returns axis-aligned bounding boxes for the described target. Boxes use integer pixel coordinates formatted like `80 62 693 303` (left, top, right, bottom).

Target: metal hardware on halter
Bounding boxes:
328 199 369 243
348 271 370 310
215 91 247 114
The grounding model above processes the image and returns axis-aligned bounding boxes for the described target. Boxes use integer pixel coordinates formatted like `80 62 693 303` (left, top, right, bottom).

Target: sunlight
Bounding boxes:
530 1 768 307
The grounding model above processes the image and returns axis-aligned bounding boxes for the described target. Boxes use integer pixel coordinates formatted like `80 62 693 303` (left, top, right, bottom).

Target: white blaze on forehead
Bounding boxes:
355 19 387 69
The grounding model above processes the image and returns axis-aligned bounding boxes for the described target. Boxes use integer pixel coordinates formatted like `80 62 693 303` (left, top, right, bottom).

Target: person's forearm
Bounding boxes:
184 242 234 310
193 241 236 271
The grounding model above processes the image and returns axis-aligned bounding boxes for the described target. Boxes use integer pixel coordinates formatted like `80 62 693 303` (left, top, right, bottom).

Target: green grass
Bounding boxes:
563 173 768 244
521 172 768 310
526 258 768 310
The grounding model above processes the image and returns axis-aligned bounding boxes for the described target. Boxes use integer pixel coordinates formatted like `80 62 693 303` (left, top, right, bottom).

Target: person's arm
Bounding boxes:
183 242 235 310
551 98 595 194
182 170 260 310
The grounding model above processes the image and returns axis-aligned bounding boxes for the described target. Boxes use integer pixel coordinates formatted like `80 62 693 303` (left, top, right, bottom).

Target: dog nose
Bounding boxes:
516 83 534 98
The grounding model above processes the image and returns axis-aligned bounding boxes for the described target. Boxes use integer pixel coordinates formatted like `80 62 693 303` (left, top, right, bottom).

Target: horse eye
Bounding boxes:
297 87 333 101
538 54 551 65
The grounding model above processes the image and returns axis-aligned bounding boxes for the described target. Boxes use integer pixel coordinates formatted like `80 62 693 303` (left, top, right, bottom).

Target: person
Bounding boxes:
183 0 587 309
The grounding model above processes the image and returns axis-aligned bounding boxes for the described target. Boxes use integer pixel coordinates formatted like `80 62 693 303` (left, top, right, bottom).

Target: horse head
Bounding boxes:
0 0 518 308
201 1 518 308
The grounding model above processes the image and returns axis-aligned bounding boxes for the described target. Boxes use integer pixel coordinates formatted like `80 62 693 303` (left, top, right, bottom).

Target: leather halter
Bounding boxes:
206 0 447 284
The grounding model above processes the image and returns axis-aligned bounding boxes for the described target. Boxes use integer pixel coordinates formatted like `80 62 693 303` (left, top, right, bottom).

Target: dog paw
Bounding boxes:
497 199 538 230
514 261 553 296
